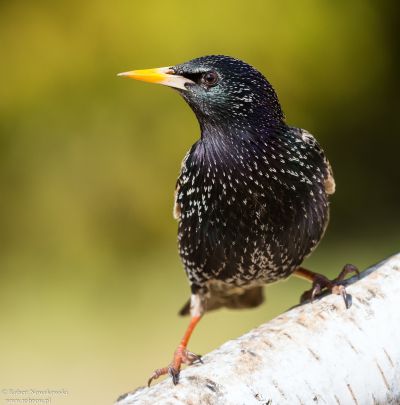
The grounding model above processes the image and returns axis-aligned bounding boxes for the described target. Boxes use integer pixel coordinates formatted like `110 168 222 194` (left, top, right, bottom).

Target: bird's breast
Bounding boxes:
176 129 330 286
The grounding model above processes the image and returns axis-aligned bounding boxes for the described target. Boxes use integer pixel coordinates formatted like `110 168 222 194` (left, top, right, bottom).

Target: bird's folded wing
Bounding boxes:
300 129 335 195
173 181 181 220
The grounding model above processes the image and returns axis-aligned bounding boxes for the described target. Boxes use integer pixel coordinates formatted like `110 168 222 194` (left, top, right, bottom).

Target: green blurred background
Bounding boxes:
1 1 399 404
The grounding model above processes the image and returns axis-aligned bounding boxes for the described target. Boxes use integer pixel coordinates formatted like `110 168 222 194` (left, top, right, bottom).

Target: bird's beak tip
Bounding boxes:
117 71 131 78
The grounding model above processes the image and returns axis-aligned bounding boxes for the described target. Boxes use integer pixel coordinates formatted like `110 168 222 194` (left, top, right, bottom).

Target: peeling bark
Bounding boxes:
115 254 400 405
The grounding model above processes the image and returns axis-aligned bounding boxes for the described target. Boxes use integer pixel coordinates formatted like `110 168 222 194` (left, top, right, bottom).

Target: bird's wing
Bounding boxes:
300 129 335 195
324 159 336 195
173 180 181 220
173 149 191 220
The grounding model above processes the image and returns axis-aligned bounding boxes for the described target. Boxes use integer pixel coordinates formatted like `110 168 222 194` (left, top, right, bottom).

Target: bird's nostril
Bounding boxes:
184 82 195 89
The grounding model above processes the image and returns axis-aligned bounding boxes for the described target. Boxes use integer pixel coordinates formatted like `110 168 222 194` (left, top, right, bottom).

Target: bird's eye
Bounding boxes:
201 71 219 87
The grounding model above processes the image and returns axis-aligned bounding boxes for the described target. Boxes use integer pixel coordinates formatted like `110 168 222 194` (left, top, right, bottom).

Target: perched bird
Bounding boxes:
118 55 358 385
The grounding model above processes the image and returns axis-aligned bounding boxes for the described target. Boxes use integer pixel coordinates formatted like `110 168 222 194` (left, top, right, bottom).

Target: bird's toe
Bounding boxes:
147 346 202 387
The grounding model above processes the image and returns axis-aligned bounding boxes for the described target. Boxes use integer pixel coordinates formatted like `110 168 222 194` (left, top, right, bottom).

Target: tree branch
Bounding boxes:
115 253 400 405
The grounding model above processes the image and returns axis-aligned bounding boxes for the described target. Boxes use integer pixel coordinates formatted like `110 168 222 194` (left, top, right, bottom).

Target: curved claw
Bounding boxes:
310 283 322 302
182 350 203 365
342 287 351 309
332 284 349 308
168 366 180 385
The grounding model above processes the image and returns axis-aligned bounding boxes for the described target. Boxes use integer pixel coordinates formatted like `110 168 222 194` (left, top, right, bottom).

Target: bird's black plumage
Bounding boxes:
171 55 333 309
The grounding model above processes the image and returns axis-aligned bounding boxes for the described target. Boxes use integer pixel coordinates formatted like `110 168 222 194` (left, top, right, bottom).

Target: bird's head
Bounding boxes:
118 55 284 134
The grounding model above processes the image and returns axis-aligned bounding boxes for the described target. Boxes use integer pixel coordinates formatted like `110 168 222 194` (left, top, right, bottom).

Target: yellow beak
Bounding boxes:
117 66 193 91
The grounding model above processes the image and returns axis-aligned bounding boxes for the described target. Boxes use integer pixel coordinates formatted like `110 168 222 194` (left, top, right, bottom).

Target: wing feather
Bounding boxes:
301 129 335 195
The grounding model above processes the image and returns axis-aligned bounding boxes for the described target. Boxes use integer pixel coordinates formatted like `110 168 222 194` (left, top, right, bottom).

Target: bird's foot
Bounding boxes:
299 264 359 309
147 345 202 386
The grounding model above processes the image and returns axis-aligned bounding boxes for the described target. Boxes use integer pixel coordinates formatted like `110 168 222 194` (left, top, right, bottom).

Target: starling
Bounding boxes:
118 55 358 385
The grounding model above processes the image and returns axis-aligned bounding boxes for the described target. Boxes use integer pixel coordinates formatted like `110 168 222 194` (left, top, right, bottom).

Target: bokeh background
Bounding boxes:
1 1 399 404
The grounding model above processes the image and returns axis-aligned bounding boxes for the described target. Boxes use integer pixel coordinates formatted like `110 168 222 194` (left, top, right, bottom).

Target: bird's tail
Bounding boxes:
178 286 264 316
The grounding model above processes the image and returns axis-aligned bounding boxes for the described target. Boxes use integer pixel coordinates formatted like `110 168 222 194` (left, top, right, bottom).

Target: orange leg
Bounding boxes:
293 264 359 308
148 315 202 386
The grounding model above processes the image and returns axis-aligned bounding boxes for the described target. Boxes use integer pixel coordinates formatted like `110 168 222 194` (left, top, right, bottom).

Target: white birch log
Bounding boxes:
115 253 400 405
